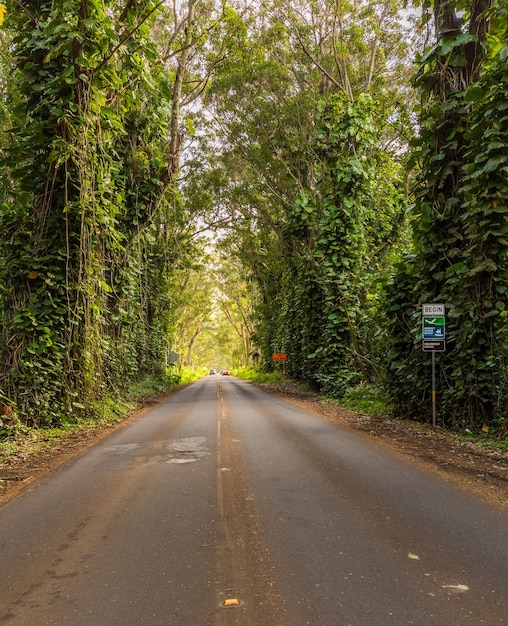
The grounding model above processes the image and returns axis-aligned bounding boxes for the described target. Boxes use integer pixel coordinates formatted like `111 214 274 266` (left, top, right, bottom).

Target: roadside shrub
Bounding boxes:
342 383 393 415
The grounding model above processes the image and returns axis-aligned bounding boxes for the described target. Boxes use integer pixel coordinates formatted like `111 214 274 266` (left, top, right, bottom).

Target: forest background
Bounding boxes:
0 0 507 438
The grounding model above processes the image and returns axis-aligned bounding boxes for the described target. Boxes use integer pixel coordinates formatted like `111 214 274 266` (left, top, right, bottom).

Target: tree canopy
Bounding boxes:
1 0 507 435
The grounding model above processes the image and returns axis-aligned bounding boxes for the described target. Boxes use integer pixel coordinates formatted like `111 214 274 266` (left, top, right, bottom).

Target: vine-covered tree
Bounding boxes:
198 0 412 395
385 0 508 430
0 0 217 424
2 0 506 436
283 93 406 395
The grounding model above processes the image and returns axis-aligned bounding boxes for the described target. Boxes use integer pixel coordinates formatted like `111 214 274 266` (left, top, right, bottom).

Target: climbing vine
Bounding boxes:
385 0 508 430
280 93 406 396
0 0 178 425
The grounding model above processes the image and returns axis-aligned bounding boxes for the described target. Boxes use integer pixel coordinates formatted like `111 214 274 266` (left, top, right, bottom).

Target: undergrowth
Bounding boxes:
232 366 289 385
457 430 508 453
341 383 393 415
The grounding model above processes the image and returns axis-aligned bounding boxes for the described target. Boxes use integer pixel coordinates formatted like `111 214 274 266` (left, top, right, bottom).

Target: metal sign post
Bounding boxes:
272 353 287 375
431 351 437 429
422 304 446 428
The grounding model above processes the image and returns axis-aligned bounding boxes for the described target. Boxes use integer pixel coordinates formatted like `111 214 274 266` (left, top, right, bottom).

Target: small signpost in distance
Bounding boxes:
272 353 287 375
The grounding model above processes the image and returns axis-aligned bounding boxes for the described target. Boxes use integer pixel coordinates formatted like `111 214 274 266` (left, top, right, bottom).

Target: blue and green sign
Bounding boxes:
422 315 445 339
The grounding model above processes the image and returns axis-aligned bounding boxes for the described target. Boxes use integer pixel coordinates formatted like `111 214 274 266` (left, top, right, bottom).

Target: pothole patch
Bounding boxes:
165 437 209 464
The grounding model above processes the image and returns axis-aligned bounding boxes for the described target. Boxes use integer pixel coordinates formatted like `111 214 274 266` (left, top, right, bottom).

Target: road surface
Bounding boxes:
1 376 507 625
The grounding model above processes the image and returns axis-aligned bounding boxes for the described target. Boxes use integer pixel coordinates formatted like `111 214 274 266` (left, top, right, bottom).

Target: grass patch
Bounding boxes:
128 373 178 400
456 429 508 453
341 383 393 415
232 366 288 384
0 440 19 457
179 366 208 384
0 425 76 463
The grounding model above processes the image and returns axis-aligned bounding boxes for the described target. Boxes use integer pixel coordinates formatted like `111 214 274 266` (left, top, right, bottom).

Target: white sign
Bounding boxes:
422 303 445 316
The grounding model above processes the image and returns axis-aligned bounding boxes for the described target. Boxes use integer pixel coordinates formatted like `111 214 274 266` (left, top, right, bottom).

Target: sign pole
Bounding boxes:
432 350 436 429
272 353 287 375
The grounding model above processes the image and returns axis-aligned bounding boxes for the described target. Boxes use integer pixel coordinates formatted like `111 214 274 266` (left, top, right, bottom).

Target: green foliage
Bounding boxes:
4 0 506 440
233 366 288 385
342 383 393 415
277 93 407 396
128 370 183 401
0 0 195 427
179 367 207 384
196 2 412 402
385 1 508 430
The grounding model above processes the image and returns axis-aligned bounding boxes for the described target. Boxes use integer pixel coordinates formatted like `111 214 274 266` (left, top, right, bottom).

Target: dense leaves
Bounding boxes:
0 0 204 424
198 1 411 397
278 93 406 396
1 0 507 436
385 0 508 430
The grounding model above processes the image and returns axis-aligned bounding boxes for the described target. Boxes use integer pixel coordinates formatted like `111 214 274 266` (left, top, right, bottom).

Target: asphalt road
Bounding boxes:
1 376 507 625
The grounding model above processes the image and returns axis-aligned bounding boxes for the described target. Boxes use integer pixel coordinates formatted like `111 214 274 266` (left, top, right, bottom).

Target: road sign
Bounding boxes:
423 316 445 339
423 339 446 352
272 353 287 361
421 304 446 428
422 303 445 316
168 351 179 364
422 303 446 341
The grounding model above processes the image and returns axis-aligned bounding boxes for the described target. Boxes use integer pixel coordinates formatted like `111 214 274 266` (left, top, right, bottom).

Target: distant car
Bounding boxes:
209 369 216 375
221 370 230 376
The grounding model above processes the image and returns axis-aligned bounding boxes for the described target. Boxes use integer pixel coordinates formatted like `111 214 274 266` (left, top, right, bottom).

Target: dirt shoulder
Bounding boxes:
1 383 507 510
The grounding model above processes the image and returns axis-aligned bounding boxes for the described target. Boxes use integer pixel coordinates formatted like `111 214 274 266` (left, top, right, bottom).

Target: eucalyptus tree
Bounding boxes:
167 261 215 366
214 255 255 365
0 0 223 425
194 0 413 395
385 0 508 430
